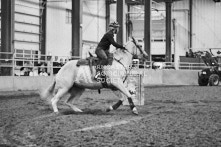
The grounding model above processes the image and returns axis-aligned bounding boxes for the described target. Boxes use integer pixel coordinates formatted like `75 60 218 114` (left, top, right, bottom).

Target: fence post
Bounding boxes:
12 52 15 76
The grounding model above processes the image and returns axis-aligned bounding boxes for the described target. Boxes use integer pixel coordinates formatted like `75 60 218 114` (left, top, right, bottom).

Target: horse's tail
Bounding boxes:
40 79 56 100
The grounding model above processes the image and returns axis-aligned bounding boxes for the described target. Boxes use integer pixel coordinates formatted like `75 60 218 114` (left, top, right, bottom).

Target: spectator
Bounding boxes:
189 49 194 57
20 67 29 76
59 58 64 66
38 62 47 75
64 58 68 64
29 67 38 76
185 51 189 57
53 56 60 74
39 68 48 76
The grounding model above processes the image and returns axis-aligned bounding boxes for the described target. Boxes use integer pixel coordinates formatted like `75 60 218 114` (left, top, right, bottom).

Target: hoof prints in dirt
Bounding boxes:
0 144 12 147
1 86 221 146
61 108 107 115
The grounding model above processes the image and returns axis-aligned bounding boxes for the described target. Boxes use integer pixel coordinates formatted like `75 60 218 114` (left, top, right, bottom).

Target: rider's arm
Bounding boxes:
106 33 125 49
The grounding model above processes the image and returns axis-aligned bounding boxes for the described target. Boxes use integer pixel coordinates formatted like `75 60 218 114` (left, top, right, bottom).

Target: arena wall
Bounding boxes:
0 76 54 92
140 69 199 85
161 70 199 85
0 70 201 92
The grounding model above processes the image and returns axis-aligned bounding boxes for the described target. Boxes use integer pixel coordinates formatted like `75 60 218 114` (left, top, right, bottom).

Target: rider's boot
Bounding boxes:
94 65 103 81
94 59 108 81
94 71 101 81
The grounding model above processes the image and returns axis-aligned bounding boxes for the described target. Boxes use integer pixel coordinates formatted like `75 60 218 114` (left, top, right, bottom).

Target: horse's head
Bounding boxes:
124 37 149 60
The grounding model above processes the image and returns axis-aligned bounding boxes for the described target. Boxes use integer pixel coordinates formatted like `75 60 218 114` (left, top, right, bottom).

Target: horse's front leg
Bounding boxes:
107 80 138 115
106 90 125 112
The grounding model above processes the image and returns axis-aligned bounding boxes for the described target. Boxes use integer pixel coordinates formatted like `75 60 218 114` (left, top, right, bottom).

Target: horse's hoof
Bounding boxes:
74 108 83 113
54 112 60 115
106 106 113 112
132 107 139 115
75 109 83 113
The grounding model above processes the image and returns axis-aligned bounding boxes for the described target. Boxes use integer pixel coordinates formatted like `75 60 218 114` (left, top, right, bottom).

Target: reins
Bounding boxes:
113 38 143 83
121 37 143 56
113 57 132 83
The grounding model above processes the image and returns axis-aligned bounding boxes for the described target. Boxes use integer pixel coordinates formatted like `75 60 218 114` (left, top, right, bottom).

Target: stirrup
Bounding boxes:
94 72 101 80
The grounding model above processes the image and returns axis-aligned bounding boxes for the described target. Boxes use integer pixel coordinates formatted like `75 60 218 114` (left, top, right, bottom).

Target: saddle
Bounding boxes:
76 53 114 67
76 57 99 67
76 53 114 89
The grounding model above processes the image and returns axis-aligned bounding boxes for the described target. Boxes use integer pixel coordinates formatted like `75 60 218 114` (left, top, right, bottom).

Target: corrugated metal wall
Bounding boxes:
14 0 40 51
126 0 221 59
0 0 40 53
83 0 106 42
82 0 106 58
46 0 106 59
192 0 221 50
173 0 189 63
46 0 72 58
1 0 220 60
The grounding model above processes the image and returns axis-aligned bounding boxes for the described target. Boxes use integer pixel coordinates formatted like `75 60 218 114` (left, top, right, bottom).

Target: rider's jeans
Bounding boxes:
96 48 109 64
95 48 109 75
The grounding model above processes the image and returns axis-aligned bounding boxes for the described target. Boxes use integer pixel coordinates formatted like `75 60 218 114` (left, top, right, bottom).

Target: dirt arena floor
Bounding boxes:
0 85 221 147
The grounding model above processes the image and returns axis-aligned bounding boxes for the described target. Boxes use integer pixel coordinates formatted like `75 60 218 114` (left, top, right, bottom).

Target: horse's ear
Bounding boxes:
128 36 133 41
131 36 136 42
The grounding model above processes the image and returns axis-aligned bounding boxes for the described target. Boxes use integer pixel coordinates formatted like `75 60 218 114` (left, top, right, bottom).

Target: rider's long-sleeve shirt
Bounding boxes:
97 30 124 50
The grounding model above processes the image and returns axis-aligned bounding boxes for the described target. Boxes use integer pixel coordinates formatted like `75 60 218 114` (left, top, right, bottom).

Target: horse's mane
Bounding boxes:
113 48 124 55
113 40 132 57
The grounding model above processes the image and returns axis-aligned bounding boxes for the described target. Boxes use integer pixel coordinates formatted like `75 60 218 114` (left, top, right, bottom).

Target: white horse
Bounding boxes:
40 37 148 115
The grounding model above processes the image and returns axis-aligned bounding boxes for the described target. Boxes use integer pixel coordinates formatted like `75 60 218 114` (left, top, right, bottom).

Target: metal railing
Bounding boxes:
131 60 211 70
0 52 217 76
0 52 81 76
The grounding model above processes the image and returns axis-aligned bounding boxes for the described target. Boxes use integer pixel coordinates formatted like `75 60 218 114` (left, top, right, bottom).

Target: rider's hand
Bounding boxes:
121 47 126 50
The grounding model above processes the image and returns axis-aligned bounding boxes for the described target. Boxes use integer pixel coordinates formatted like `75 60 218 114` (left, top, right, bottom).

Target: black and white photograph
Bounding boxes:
0 0 221 146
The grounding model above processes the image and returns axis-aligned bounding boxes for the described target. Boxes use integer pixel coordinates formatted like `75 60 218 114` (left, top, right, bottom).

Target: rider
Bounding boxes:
94 21 125 80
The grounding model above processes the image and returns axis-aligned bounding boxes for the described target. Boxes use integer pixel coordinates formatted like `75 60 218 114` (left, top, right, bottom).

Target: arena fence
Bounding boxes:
0 52 211 76
0 52 80 76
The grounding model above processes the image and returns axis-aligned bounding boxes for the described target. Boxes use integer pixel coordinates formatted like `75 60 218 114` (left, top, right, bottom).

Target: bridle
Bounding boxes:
113 37 146 83
131 37 145 55
114 37 146 67
123 37 145 57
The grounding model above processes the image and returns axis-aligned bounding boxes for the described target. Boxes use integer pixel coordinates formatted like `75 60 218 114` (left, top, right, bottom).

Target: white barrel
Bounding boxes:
123 73 144 106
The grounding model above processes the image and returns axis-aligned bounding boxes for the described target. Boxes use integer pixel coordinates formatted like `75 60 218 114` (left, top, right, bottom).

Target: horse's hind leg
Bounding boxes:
65 86 85 112
51 88 68 113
